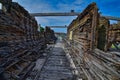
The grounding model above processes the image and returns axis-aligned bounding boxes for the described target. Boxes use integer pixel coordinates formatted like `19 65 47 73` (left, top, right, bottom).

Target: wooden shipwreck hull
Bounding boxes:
44 27 57 44
67 2 99 51
66 2 120 80
0 1 47 79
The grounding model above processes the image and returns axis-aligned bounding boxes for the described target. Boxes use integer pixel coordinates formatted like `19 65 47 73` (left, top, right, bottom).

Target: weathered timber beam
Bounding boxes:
30 12 80 16
30 12 120 21
55 32 67 34
47 26 67 28
101 16 120 21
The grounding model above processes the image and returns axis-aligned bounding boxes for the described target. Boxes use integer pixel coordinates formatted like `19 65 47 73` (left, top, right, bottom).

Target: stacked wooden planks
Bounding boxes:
109 23 120 42
67 2 98 51
64 39 120 80
0 1 46 80
107 24 120 48
44 27 57 44
66 2 120 80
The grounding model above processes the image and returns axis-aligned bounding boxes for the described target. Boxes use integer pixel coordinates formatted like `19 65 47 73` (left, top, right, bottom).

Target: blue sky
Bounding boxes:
12 0 120 33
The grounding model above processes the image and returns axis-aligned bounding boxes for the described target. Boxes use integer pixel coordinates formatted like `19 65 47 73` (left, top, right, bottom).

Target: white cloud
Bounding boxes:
0 3 2 9
56 0 85 13
36 16 76 26
12 0 21 2
11 0 83 32
12 0 17 2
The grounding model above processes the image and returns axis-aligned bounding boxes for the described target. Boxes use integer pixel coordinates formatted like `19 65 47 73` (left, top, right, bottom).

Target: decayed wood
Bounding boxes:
67 2 99 52
44 27 57 44
0 1 49 80
64 39 120 80
107 24 120 50
66 2 120 80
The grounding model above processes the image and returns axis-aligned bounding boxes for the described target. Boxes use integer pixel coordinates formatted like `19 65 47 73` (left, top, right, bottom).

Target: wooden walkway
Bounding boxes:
27 41 73 80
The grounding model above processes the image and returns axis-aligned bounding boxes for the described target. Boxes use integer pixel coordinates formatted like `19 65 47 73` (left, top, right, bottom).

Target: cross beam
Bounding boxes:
101 16 120 21
30 12 80 16
30 12 120 21
55 32 67 34
47 26 67 28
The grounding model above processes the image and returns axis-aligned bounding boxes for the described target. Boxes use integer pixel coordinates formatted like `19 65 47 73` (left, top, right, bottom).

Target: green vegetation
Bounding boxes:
40 26 44 32
38 24 44 32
